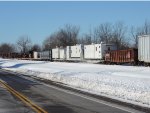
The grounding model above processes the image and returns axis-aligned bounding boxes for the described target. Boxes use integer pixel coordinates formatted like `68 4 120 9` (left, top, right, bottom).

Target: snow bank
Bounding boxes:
0 58 150 107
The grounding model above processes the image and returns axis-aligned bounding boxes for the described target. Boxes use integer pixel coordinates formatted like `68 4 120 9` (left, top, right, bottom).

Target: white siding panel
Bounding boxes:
59 48 66 59
138 37 141 61
70 45 83 58
138 35 150 63
84 43 116 60
33 52 38 59
39 51 50 59
84 45 95 59
95 44 102 59
52 48 60 59
66 46 71 60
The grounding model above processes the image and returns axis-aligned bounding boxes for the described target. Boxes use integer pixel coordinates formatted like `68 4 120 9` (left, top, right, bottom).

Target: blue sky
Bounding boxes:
0 1 150 45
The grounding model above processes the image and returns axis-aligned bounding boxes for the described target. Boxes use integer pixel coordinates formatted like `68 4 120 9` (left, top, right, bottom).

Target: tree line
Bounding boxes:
1 20 150 54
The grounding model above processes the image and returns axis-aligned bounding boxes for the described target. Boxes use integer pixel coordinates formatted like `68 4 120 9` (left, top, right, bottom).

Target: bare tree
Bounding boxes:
130 20 150 48
130 26 142 48
93 22 128 49
93 23 112 43
142 20 150 35
60 24 80 46
43 33 58 50
80 34 92 45
82 26 93 45
17 36 32 53
43 24 80 49
112 22 128 49
31 44 41 52
0 43 15 53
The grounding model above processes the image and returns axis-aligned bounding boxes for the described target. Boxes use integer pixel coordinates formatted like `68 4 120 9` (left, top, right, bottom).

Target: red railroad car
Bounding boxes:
105 48 138 64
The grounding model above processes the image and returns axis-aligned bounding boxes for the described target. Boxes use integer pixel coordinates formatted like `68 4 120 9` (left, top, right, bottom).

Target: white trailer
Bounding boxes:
33 52 38 59
59 48 66 60
84 43 116 60
70 44 83 58
84 44 95 59
39 51 51 60
66 46 71 60
52 48 60 59
138 35 150 63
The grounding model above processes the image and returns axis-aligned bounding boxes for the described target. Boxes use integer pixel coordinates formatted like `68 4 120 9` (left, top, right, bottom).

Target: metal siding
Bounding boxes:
105 49 138 63
84 43 116 60
145 36 150 62
102 44 116 59
144 36 146 61
138 35 150 63
70 45 82 58
141 36 144 61
142 37 145 61
101 44 105 59
138 36 141 61
145 36 148 62
95 44 102 59
66 46 71 60
52 48 60 59
39 51 50 59
148 36 150 62
84 44 104 59
149 36 150 61
141 37 143 61
59 48 66 59
33 52 38 59
84 44 95 59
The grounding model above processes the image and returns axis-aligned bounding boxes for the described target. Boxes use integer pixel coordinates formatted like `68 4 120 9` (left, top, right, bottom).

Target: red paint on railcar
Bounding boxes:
105 49 138 64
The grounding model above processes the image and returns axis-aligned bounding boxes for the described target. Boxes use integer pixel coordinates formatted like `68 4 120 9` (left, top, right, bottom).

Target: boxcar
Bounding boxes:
84 43 116 60
39 51 52 60
138 35 150 64
70 44 83 58
59 48 66 60
52 48 60 59
105 48 138 64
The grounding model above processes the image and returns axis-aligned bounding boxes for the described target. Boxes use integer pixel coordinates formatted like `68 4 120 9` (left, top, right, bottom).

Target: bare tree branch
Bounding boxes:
17 36 32 53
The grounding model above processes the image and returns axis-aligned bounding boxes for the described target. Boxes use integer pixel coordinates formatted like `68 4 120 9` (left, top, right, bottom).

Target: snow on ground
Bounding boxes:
0 58 150 107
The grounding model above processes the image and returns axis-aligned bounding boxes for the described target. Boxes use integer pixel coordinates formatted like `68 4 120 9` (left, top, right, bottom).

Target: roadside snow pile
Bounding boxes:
1 58 150 107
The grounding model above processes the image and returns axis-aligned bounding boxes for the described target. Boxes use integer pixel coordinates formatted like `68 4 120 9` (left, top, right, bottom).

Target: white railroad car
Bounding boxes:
59 48 66 60
33 52 38 59
39 51 51 60
138 35 150 63
52 48 60 59
84 44 95 59
66 46 71 59
70 44 83 58
84 42 116 60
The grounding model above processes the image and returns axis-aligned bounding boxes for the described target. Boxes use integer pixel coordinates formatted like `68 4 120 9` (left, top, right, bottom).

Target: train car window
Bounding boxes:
96 47 97 51
99 46 100 48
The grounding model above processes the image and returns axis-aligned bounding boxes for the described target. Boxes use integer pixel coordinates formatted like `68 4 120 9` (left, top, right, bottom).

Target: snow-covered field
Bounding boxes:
0 58 150 108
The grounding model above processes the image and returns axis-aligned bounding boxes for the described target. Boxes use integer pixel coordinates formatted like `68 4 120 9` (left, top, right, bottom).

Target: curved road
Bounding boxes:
0 69 145 113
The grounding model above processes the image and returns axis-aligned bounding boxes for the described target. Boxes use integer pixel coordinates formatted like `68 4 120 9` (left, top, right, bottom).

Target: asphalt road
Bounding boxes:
0 69 145 113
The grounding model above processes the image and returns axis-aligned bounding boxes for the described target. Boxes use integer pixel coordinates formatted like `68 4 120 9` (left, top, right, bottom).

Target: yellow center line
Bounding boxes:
0 80 48 113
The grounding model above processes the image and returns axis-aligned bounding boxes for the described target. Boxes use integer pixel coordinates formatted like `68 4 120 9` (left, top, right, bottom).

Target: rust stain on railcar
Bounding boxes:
105 49 138 64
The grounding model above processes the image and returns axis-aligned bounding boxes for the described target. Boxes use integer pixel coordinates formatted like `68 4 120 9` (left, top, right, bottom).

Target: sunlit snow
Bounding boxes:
0 58 150 108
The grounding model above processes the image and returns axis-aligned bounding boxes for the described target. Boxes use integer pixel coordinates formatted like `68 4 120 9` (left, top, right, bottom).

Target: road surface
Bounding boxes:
0 69 145 113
